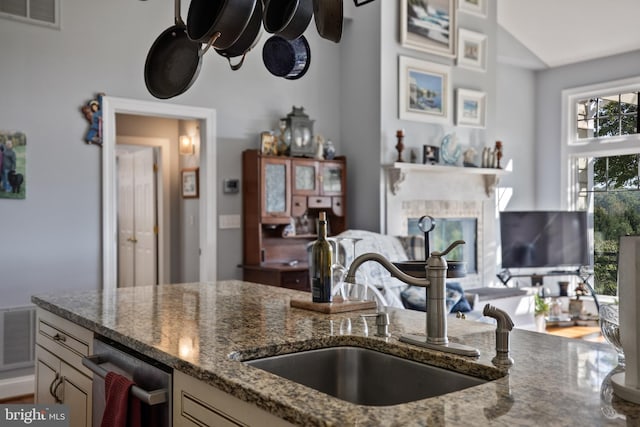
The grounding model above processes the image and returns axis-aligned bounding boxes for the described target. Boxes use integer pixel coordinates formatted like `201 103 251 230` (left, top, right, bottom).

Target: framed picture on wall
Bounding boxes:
398 56 451 124
455 89 486 128
400 0 456 58
457 29 487 71
458 0 487 18
181 168 199 199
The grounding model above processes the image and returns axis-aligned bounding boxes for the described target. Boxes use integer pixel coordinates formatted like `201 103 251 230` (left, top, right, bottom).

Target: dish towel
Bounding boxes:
100 371 142 427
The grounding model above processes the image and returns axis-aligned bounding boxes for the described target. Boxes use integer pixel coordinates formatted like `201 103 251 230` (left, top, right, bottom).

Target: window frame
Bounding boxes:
0 0 61 30
561 77 640 300
561 76 640 210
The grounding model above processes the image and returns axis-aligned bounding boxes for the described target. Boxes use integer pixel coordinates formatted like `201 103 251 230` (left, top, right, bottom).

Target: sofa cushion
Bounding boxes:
400 282 472 313
396 235 426 261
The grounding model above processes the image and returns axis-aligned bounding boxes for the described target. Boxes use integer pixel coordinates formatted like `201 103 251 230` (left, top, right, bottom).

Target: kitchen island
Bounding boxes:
32 281 638 426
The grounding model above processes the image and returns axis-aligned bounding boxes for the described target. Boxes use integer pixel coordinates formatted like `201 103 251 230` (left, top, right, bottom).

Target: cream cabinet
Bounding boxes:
35 309 93 427
173 370 294 427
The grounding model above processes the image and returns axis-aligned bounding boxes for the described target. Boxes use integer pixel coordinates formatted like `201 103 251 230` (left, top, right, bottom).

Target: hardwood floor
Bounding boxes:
0 394 34 404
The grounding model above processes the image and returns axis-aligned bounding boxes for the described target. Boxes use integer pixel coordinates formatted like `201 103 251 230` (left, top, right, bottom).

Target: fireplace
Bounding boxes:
407 217 477 273
384 164 503 287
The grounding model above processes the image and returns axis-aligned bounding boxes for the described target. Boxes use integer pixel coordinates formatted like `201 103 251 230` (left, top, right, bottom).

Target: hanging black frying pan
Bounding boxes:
215 0 263 71
144 0 219 99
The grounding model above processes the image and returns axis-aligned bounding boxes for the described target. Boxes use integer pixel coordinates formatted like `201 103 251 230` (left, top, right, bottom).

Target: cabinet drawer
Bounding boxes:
291 195 307 217
307 196 331 208
36 309 93 377
174 370 294 427
331 197 344 217
281 271 309 291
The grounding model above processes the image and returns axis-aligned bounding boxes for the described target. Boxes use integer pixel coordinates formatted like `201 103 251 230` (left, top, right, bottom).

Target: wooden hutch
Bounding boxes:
242 149 347 291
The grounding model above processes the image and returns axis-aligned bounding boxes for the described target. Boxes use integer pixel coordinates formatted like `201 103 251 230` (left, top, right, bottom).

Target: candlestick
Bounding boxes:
395 129 405 162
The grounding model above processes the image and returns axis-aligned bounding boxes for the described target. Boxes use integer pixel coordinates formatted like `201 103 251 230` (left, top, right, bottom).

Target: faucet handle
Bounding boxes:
361 312 391 337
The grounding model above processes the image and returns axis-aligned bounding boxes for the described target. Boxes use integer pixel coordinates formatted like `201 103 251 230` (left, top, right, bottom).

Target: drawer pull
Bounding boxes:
53 333 67 342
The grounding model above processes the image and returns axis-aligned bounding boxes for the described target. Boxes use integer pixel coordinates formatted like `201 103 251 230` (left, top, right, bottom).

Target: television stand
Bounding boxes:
497 267 599 312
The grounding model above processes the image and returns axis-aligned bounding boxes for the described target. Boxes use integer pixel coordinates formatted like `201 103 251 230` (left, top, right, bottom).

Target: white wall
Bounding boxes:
0 0 342 307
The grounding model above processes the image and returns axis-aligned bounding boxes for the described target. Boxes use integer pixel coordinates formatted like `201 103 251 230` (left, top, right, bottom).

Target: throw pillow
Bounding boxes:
400 282 471 313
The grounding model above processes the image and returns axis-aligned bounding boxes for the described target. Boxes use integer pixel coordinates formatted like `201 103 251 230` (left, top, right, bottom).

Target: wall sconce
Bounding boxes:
179 135 194 155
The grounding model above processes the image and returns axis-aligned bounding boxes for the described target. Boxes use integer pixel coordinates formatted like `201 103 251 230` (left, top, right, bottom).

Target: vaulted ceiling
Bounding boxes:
497 0 640 68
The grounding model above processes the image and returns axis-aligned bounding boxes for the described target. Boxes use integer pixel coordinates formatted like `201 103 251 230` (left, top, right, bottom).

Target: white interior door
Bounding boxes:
117 147 158 287
117 152 135 287
133 148 157 286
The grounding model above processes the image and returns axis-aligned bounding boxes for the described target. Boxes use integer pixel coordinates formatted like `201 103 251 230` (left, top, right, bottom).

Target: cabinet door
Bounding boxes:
261 157 291 223
321 162 344 196
35 345 59 405
292 159 318 196
61 361 92 427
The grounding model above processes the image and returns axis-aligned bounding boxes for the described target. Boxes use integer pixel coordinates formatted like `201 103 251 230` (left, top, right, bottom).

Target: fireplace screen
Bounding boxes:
408 217 477 274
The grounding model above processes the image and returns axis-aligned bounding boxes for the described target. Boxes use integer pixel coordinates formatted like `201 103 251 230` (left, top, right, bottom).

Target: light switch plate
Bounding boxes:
219 214 241 229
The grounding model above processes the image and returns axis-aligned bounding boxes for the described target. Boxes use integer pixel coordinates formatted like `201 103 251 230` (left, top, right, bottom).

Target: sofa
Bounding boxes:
334 230 536 328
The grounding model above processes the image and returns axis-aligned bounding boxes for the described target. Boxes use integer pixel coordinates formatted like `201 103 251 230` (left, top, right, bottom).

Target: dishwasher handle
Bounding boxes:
82 355 168 406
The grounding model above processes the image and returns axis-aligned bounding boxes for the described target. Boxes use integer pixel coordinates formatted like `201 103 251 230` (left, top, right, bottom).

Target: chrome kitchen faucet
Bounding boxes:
345 240 480 357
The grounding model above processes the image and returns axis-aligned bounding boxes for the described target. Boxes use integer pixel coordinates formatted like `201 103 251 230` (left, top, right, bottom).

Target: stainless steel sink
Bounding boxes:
244 346 487 406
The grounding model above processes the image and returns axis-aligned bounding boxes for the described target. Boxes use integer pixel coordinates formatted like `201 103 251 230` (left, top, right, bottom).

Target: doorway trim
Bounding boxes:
102 96 217 292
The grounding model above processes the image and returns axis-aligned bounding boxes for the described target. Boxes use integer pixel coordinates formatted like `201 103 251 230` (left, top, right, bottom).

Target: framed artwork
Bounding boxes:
398 56 451 124
423 145 440 164
455 89 486 128
0 131 26 199
400 0 456 58
458 0 487 17
457 29 487 71
181 168 199 199
260 131 278 156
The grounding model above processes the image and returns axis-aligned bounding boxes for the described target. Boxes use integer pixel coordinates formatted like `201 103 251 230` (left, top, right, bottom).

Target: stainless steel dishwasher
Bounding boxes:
82 337 172 427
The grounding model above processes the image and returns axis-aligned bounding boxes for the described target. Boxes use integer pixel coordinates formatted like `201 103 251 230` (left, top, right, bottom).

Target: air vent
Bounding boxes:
0 306 35 371
0 0 59 28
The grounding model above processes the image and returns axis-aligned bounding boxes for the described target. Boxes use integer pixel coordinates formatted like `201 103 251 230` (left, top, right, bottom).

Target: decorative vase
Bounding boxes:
323 139 336 160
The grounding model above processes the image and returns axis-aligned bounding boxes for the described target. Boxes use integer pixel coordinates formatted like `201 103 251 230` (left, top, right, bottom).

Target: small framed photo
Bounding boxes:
181 168 199 199
400 0 456 58
423 145 440 164
398 56 451 124
260 131 278 156
458 0 487 17
456 89 486 128
457 29 487 71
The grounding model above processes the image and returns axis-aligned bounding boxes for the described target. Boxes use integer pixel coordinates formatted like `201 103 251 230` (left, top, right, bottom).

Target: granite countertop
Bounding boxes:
32 281 639 426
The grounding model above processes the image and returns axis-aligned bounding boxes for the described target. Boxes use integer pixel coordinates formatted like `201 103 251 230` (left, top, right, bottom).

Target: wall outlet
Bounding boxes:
219 214 241 229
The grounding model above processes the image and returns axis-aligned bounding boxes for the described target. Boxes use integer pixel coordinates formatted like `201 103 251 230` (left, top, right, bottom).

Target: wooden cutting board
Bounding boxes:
290 297 377 314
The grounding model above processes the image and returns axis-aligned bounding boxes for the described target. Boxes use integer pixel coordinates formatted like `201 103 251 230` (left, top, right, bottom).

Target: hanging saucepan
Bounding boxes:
187 0 256 50
313 0 343 43
263 0 313 41
262 35 311 80
216 0 263 70
144 0 219 99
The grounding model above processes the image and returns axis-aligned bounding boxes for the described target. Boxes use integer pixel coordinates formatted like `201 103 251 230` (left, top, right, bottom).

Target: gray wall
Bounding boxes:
0 0 576 309
0 0 342 308
535 49 640 209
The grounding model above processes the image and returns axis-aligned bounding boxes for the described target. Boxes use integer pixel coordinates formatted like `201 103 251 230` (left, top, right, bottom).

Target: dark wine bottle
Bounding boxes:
310 211 333 303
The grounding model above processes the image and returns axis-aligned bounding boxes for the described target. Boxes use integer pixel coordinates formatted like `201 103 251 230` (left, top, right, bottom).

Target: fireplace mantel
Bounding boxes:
385 163 510 197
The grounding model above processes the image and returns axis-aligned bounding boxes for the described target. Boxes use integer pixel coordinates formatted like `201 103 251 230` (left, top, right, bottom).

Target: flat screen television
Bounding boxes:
500 211 589 269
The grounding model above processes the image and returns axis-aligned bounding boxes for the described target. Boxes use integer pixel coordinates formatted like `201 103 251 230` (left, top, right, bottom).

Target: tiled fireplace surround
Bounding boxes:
384 165 502 288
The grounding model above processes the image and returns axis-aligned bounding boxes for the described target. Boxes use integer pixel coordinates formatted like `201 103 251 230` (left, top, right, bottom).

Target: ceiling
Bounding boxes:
497 0 640 68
